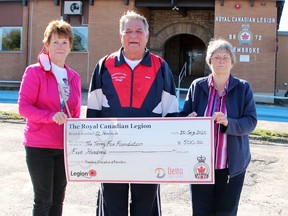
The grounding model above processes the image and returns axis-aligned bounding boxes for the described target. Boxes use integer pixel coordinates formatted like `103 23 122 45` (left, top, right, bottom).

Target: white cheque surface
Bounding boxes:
64 117 214 184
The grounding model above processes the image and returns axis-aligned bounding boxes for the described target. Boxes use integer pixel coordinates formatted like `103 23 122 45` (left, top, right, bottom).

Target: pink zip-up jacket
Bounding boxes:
18 63 81 149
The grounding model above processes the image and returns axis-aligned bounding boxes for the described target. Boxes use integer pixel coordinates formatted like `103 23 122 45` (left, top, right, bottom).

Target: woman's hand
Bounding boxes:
188 112 198 117
213 112 228 127
52 112 68 125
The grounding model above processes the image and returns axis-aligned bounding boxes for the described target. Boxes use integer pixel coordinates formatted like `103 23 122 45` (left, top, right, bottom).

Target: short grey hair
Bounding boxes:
119 10 149 34
206 38 236 65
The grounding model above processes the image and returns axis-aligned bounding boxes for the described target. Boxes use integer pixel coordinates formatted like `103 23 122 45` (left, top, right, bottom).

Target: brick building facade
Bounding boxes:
0 0 286 102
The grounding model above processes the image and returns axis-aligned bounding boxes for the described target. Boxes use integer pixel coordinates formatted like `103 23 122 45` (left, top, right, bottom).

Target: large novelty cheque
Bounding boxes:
64 117 214 184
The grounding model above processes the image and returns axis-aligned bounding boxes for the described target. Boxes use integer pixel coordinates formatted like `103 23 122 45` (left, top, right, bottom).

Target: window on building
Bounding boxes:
0 1 23 52
71 26 88 52
0 27 22 51
61 0 89 52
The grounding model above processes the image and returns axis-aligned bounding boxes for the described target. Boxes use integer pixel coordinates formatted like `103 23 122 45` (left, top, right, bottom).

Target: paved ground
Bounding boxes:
1 103 288 216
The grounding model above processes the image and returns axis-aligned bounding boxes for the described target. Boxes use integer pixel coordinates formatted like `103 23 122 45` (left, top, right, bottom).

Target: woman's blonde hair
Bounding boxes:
42 20 73 48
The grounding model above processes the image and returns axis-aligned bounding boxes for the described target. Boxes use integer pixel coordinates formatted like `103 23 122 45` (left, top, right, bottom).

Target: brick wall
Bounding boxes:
276 32 288 92
150 9 214 36
0 0 284 95
214 0 277 95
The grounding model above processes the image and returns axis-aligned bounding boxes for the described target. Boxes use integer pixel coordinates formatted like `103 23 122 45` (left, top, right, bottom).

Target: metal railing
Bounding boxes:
0 80 21 88
175 87 288 102
176 62 187 100
0 80 21 84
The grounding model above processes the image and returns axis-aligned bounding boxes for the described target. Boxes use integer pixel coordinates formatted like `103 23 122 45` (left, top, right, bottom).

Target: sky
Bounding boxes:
279 0 288 31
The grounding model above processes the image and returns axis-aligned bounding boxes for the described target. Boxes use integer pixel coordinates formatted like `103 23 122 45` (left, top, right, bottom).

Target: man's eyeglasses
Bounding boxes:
211 56 231 62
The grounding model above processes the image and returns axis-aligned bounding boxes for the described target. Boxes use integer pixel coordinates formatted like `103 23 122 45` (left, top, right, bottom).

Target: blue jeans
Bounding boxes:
191 169 246 216
25 146 67 216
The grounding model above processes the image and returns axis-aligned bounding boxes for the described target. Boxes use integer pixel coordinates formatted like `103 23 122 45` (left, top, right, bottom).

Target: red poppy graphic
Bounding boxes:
89 169 97 177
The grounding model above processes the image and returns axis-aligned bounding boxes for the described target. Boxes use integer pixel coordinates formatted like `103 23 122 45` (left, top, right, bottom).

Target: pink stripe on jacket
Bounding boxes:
18 63 81 149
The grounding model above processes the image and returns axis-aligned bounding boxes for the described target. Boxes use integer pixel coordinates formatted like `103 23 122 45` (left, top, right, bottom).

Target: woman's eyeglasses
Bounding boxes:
211 56 231 62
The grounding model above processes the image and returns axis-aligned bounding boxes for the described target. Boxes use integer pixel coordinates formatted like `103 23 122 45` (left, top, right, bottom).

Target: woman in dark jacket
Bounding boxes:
180 38 257 216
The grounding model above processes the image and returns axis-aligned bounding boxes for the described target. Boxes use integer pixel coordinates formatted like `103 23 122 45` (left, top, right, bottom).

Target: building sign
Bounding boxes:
238 24 252 45
239 55 250 63
215 16 276 59
215 16 276 24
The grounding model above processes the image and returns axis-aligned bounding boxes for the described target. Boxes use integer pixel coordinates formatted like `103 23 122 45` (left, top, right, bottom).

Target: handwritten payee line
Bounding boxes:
108 149 188 154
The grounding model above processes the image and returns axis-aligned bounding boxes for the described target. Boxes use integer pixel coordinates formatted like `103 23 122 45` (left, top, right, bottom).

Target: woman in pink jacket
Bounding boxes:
18 20 81 216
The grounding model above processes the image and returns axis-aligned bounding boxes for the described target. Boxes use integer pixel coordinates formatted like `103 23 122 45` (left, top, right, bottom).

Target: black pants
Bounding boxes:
96 183 161 216
25 146 67 216
191 169 246 216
